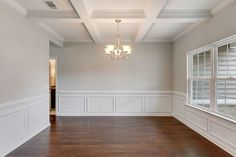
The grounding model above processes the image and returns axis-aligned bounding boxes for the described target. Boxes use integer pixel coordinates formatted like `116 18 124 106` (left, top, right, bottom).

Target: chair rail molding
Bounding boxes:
0 95 50 157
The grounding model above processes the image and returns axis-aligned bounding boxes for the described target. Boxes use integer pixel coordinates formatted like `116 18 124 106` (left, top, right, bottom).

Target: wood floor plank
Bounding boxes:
6 116 232 157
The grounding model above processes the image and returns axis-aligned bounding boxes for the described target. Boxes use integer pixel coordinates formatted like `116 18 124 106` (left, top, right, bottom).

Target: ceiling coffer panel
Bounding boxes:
95 22 140 42
12 0 233 43
47 23 93 42
16 0 75 11
144 23 190 41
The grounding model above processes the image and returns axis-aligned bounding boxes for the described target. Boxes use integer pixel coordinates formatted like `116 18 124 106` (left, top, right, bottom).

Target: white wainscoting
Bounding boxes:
1 91 235 157
172 92 236 157
57 91 172 116
0 95 50 157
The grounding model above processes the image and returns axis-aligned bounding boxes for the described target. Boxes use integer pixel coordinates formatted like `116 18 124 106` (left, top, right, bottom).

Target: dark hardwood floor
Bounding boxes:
6 116 232 157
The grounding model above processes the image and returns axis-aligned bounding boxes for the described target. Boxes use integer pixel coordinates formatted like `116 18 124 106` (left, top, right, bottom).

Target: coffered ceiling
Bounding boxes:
2 0 234 44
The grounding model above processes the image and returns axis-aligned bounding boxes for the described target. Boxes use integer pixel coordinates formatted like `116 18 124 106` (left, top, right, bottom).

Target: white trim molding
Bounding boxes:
172 91 236 157
57 90 173 116
1 0 27 17
211 0 235 15
0 95 50 157
0 91 235 157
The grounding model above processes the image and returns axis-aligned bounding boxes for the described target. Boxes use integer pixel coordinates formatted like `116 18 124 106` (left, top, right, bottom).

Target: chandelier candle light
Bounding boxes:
105 19 132 60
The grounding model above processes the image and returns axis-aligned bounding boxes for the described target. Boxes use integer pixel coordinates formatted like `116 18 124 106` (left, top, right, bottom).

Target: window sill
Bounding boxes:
185 103 236 124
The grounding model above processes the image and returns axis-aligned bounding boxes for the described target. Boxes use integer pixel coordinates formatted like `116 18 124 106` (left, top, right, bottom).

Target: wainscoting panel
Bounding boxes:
144 96 172 113
186 108 208 132
59 96 85 113
28 101 50 135
0 95 50 157
172 92 236 157
57 91 173 116
172 93 186 120
116 96 143 113
88 96 114 113
209 120 236 152
0 110 26 151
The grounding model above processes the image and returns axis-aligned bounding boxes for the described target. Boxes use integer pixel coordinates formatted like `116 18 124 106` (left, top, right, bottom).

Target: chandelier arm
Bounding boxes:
105 18 132 60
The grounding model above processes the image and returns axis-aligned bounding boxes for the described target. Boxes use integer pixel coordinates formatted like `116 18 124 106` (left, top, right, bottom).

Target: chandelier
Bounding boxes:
105 19 132 60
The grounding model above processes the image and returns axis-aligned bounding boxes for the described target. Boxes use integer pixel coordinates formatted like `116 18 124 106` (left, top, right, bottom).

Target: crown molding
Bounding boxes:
27 10 79 18
1 0 27 16
92 10 145 23
159 10 211 18
211 0 234 15
37 23 65 41
172 22 202 41
27 10 82 23
92 10 145 18
157 10 211 23
172 0 235 41
64 39 94 43
143 38 172 43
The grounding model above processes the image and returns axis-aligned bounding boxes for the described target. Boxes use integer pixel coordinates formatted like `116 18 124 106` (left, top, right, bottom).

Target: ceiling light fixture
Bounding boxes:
105 19 132 60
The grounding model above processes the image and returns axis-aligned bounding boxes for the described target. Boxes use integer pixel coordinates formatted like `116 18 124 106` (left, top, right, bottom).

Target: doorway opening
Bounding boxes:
49 58 57 115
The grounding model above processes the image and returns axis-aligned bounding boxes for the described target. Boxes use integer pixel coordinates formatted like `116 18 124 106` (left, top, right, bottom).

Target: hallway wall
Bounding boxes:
0 2 51 156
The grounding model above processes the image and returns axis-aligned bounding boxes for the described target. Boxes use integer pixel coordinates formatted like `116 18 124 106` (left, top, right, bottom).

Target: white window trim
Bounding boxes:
188 46 213 109
187 34 236 121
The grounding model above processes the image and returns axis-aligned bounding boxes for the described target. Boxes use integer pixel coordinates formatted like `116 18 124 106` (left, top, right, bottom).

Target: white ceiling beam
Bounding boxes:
91 10 145 23
135 0 170 43
27 10 79 18
30 18 83 23
92 10 145 18
156 10 211 23
27 10 82 23
26 9 212 24
92 18 145 23
143 38 172 43
70 0 101 43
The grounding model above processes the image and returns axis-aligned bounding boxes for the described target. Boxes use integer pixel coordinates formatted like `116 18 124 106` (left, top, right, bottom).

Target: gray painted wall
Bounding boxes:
173 1 236 93
50 43 172 91
0 2 50 104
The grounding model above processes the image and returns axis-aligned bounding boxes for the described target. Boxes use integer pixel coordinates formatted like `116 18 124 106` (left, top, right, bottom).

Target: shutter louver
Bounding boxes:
216 43 236 117
191 50 211 108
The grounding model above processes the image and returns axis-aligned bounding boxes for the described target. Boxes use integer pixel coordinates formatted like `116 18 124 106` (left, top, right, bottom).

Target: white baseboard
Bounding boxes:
57 112 172 116
172 92 236 157
0 95 50 157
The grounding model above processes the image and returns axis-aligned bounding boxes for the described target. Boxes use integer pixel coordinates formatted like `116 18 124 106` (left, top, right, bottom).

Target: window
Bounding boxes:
189 49 212 108
188 36 236 120
216 41 236 118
